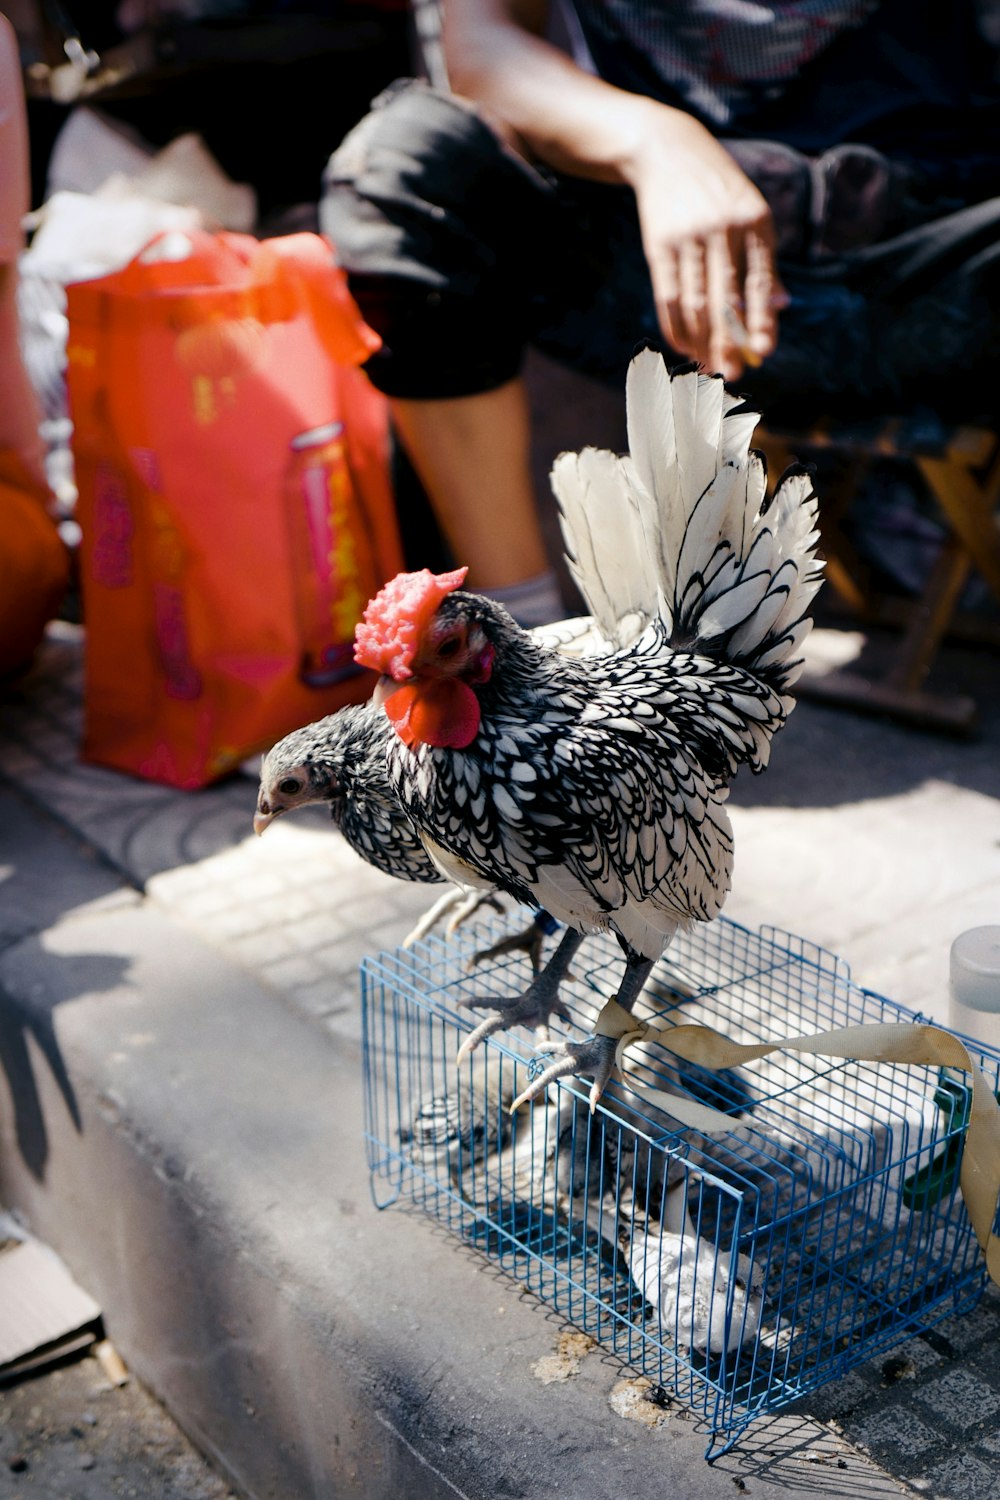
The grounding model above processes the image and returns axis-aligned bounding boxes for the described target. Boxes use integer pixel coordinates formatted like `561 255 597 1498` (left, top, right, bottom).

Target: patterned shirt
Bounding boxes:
568 0 1000 153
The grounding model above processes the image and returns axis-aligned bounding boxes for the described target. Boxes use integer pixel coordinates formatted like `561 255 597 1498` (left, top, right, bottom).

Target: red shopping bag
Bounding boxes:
67 230 402 788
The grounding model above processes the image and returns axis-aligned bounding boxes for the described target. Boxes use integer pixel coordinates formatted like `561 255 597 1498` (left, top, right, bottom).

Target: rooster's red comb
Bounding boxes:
354 567 468 680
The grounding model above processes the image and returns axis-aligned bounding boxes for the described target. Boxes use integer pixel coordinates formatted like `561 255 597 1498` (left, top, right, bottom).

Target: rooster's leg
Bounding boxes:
511 950 655 1113
455 928 585 1064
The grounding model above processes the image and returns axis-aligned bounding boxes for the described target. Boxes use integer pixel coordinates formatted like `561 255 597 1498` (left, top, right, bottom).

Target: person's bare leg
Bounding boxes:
390 376 549 590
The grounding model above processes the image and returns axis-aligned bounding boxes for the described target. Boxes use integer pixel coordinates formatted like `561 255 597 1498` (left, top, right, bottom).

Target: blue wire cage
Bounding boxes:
360 913 1000 1457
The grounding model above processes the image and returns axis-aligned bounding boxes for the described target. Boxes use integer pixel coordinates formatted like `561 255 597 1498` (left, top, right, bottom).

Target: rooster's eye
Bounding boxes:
279 778 301 795
437 638 461 658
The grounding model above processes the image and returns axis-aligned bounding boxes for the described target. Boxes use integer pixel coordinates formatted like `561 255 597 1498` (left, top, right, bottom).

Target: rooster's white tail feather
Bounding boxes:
551 348 823 697
550 447 656 649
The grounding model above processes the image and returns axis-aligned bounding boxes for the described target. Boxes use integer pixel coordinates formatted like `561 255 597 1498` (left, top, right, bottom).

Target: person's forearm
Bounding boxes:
443 0 689 186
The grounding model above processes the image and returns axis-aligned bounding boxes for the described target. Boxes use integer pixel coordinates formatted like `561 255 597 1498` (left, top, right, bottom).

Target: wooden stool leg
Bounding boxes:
811 454 873 618
916 455 1000 602
885 537 972 693
757 425 999 734
757 432 872 616
796 475 982 734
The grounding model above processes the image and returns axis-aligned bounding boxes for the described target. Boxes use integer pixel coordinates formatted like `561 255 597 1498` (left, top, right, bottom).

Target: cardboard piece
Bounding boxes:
0 1215 102 1382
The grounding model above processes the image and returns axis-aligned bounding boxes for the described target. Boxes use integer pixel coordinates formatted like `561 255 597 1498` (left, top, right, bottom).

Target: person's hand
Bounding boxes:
626 104 787 381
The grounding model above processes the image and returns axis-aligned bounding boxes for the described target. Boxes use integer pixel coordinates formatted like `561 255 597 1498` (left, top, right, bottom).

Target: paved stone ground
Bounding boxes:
0 1350 237 1500
2 619 1000 1498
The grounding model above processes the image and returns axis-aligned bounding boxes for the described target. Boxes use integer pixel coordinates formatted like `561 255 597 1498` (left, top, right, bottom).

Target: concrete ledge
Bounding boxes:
0 795 908 1500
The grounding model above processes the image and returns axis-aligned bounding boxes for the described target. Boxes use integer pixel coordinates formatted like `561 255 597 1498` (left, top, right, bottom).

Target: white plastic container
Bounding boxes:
949 926 1000 1049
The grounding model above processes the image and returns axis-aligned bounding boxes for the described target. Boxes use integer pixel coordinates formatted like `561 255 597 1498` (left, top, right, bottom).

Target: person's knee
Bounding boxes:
327 83 480 225
322 78 535 283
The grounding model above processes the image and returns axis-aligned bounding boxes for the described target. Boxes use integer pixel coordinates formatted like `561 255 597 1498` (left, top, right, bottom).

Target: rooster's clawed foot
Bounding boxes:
454 978 575 1065
454 928 584 1065
510 1033 619 1114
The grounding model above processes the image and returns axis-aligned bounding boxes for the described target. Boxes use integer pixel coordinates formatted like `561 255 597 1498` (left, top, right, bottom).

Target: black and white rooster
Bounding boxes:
255 616 625 988
354 349 823 1109
254 700 436 882
255 697 553 959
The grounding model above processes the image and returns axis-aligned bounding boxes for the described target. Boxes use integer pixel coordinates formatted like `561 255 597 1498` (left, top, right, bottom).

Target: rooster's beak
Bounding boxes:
372 674 404 709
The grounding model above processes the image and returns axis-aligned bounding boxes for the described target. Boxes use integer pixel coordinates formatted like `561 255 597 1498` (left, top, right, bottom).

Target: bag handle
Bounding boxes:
76 229 380 366
109 228 259 294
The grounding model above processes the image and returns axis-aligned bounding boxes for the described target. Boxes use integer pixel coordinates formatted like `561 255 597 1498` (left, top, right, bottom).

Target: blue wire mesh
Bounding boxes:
360 913 1000 1457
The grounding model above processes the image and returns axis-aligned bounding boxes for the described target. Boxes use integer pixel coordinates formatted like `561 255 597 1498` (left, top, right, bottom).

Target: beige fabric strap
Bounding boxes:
594 998 1000 1287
